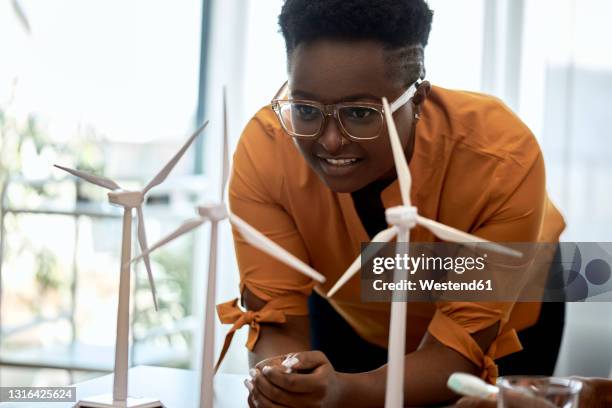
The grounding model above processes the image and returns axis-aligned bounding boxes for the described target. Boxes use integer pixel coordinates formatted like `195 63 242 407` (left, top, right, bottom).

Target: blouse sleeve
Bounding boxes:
216 109 316 368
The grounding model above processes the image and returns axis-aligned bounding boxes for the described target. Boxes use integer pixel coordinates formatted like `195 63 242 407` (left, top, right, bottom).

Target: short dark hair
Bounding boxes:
278 0 434 85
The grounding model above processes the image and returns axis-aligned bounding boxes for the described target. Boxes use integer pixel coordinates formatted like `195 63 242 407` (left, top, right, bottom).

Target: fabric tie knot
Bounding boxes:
482 355 499 384
214 298 287 372
243 310 256 324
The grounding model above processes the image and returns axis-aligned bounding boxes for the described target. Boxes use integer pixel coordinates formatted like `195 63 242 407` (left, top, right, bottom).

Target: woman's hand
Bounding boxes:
246 351 345 408
571 377 612 408
456 377 612 408
456 393 555 408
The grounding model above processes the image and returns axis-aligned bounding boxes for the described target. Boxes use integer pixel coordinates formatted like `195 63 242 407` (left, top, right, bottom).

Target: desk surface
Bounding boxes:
0 366 248 408
0 365 456 408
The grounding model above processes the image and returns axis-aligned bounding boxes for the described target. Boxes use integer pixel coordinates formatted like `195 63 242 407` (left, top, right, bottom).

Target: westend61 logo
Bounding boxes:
372 253 487 275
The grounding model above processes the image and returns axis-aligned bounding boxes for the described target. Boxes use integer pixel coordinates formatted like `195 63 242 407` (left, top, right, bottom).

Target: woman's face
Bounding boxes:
288 39 423 193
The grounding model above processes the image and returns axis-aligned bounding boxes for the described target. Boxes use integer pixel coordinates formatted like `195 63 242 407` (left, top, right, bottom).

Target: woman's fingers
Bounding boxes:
253 368 300 406
505 390 557 408
265 365 327 394
456 397 496 408
248 392 257 408
289 350 327 371
459 393 558 408
245 379 257 408
250 384 290 408
572 377 612 407
249 351 334 407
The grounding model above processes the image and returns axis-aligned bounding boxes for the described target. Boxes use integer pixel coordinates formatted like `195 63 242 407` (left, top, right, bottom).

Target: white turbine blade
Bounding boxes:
327 226 398 297
143 121 209 194
229 213 326 283
11 0 31 34
54 165 120 190
416 215 523 258
382 97 412 206
221 86 230 202
131 217 207 264
136 206 159 311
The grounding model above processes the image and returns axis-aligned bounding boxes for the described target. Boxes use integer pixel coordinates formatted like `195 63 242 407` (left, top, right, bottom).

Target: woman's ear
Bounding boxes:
412 80 431 110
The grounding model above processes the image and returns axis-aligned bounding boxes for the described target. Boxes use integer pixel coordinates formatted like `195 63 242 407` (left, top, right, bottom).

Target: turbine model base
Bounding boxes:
74 394 164 408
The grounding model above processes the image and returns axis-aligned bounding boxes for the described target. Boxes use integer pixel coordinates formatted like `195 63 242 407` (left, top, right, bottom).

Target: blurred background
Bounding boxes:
0 0 611 388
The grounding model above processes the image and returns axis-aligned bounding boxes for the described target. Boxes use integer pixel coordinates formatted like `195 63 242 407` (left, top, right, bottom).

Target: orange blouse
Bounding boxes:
217 85 565 382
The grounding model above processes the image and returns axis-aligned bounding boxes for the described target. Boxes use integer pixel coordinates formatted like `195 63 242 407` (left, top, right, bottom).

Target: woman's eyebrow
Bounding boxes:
289 89 318 99
290 89 380 102
340 93 381 102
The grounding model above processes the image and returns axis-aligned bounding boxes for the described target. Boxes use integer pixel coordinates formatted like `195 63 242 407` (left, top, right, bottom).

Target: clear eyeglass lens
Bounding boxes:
279 102 323 137
338 106 383 139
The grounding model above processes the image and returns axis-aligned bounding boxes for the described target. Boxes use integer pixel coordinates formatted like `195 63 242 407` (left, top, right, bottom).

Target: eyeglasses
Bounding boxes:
270 81 417 141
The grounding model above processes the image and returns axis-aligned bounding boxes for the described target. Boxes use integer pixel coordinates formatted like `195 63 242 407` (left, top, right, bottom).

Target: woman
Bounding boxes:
217 0 565 406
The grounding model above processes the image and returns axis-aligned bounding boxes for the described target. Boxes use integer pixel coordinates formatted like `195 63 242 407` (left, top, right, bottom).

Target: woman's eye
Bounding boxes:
347 107 373 120
294 104 319 120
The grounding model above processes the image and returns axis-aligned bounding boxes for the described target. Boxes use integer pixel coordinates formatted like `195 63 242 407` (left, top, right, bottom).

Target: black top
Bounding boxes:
350 178 394 238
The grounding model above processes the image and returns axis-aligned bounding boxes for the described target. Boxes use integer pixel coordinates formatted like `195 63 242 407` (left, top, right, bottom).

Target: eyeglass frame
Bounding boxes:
270 81 418 141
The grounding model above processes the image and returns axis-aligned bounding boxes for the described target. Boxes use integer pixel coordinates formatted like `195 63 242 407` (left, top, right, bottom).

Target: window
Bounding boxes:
1 0 204 384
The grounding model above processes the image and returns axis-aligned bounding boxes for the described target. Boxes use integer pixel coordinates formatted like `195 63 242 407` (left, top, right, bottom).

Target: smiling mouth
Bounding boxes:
316 156 364 176
323 158 361 166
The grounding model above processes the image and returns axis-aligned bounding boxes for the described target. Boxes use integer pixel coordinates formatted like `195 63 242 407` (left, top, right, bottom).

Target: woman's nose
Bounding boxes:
317 119 348 154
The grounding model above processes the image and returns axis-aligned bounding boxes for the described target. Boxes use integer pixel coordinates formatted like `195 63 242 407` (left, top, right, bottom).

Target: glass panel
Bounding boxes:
0 0 203 372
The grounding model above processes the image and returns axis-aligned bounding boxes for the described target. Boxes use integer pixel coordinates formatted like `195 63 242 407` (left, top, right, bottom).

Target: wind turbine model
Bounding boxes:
327 97 521 408
132 90 325 408
54 121 208 408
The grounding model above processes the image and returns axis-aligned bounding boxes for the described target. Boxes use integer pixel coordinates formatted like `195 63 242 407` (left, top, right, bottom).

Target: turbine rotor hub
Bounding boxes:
385 205 418 229
108 190 144 208
197 203 227 221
